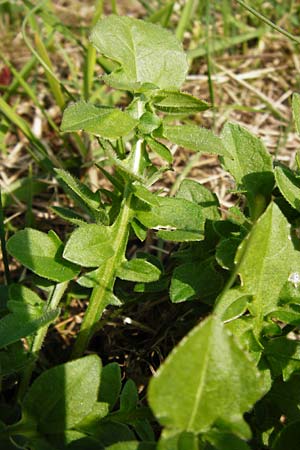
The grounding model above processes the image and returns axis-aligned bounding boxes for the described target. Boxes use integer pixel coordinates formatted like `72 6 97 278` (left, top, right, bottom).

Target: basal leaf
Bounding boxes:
148 316 264 437
116 258 161 283
135 196 205 242
7 229 80 282
236 203 300 321
176 179 220 221
23 355 102 433
151 90 209 114
63 224 114 267
159 125 229 157
61 101 137 138
275 165 300 212
90 15 188 90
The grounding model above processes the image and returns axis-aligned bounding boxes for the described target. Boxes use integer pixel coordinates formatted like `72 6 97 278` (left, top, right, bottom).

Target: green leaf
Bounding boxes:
0 342 35 377
151 90 209 114
264 336 300 381
236 203 300 321
216 237 241 270
106 442 156 450
204 430 251 450
138 112 162 134
132 184 159 207
23 355 102 433
116 258 161 282
275 165 300 212
220 123 274 213
272 420 300 450
8 284 44 317
214 288 251 323
0 308 59 349
63 224 114 267
99 363 122 410
7 228 80 282
54 169 107 223
145 137 173 164
61 101 137 138
176 179 220 221
159 125 229 157
157 431 198 450
90 15 188 90
148 316 264 437
135 196 205 242
74 402 109 434
50 206 86 226
170 260 223 302
292 93 300 135
120 380 139 412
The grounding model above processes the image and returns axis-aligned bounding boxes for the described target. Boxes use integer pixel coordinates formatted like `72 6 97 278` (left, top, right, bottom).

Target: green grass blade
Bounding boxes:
176 0 198 42
0 188 10 285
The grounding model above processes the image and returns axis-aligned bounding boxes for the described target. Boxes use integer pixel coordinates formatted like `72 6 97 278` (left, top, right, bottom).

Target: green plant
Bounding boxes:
2 12 300 450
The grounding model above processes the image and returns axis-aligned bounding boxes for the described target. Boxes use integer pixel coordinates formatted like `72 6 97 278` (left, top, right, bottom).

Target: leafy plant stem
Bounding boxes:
71 188 133 359
17 281 68 400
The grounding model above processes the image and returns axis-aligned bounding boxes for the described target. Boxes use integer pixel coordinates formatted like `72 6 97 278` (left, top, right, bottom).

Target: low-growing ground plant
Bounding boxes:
1 11 300 450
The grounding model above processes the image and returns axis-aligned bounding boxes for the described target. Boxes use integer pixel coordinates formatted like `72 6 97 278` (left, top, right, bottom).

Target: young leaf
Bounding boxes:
176 179 220 221
151 90 209 114
148 316 264 437
50 206 87 226
236 203 300 321
23 355 102 433
135 196 205 242
90 15 188 90
0 309 59 349
0 342 35 377
61 101 137 138
99 363 122 410
274 165 300 212
7 229 80 282
120 380 139 412
264 336 300 381
220 123 274 214
204 430 251 450
63 224 114 267
116 258 161 283
158 124 230 157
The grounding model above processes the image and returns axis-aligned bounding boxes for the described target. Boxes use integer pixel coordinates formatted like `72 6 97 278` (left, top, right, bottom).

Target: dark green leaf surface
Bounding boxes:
220 123 274 203
170 260 223 302
61 101 137 138
7 229 79 282
264 336 300 381
275 165 300 212
99 363 122 410
116 258 161 282
90 15 188 90
0 309 59 349
160 125 229 157
148 316 264 436
23 355 102 433
63 224 114 267
272 420 300 450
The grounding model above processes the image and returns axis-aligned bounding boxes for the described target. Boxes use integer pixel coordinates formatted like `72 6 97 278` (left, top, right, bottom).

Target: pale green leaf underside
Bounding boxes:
61 101 137 138
237 202 300 318
7 229 79 282
148 316 264 436
161 125 230 157
90 15 188 90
